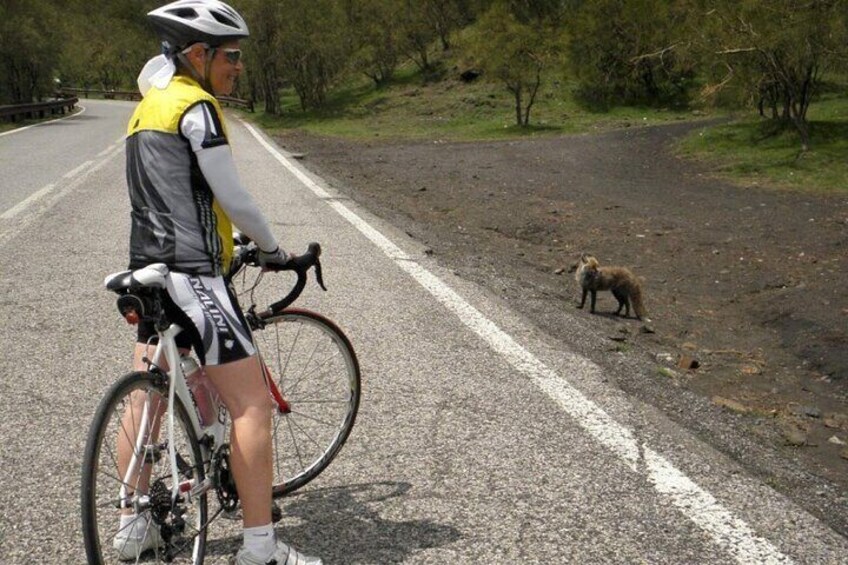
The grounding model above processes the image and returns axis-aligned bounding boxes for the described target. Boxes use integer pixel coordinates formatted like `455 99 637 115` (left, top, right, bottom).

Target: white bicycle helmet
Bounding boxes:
147 0 249 52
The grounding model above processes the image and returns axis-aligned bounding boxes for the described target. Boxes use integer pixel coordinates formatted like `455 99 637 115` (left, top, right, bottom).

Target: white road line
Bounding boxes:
0 183 56 220
63 160 94 179
0 104 87 138
0 144 122 240
241 119 794 564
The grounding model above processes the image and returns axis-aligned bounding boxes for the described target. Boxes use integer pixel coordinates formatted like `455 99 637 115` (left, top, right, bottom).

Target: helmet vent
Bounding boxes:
169 7 199 19
210 11 237 28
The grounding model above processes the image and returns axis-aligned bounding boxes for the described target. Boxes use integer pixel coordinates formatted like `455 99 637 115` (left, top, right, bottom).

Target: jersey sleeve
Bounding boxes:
179 101 228 152
195 145 280 254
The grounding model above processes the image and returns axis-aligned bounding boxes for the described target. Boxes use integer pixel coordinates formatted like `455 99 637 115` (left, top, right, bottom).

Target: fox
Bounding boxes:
574 254 647 320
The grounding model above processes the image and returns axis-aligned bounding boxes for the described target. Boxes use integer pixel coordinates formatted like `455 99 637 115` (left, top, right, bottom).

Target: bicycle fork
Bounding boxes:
261 359 291 414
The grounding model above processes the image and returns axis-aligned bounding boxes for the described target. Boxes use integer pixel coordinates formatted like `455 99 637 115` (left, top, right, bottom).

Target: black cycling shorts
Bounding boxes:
136 272 255 366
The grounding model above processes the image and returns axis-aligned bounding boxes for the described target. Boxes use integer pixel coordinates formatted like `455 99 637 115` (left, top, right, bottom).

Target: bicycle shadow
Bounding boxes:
207 481 462 563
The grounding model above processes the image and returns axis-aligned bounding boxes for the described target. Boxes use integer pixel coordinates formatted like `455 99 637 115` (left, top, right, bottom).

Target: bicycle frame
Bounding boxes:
122 318 290 509
120 322 223 508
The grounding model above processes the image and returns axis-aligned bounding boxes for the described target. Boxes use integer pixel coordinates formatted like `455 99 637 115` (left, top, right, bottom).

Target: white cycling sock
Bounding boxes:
119 514 145 539
243 523 276 560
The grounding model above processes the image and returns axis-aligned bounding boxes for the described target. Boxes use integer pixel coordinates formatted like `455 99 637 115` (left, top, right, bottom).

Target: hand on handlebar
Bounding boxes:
258 247 290 271
231 240 326 313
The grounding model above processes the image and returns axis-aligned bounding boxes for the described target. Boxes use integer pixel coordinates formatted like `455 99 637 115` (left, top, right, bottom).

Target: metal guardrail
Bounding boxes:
58 88 254 112
0 97 79 122
216 95 255 112
59 87 140 101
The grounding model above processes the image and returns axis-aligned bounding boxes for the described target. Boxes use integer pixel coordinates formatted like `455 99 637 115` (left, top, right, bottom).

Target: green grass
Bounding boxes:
250 62 707 142
0 116 47 133
0 106 83 133
245 60 848 194
676 91 848 194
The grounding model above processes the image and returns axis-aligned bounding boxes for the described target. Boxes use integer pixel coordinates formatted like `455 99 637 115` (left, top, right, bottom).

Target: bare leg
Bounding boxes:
115 344 163 514
116 343 186 514
204 354 273 527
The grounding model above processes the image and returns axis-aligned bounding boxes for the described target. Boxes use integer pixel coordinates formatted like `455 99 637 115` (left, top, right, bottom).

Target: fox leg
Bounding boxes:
590 290 597 313
578 288 588 309
612 289 630 317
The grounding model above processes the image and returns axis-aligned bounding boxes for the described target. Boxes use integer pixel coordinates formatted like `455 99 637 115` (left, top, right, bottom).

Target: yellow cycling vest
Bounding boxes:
126 75 234 276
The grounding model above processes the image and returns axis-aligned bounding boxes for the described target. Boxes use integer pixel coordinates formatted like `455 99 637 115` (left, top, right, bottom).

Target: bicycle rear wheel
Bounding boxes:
253 308 361 496
81 371 207 564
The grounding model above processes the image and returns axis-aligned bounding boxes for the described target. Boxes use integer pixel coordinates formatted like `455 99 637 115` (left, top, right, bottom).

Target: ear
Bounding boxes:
183 43 207 65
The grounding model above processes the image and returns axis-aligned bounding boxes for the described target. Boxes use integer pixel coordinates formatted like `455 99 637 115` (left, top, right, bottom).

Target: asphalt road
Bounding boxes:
0 100 846 564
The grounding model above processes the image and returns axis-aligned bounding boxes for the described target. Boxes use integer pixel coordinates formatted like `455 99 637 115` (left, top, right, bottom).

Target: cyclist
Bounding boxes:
114 1 321 563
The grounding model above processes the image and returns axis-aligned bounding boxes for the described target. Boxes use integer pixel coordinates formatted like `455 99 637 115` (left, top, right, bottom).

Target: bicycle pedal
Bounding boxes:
221 507 242 520
220 503 282 522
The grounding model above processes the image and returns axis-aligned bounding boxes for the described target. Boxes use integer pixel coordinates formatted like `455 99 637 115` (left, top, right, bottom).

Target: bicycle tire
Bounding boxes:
253 308 361 497
81 371 208 564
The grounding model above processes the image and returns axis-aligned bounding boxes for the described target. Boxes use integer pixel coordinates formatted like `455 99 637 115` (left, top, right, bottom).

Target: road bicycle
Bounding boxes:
81 239 361 563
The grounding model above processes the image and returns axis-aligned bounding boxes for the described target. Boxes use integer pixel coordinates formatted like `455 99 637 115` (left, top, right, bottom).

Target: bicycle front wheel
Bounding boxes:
81 371 207 564
253 309 361 497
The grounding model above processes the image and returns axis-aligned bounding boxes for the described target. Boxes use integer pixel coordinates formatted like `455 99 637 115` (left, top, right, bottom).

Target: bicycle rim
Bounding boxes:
254 309 361 496
81 371 207 564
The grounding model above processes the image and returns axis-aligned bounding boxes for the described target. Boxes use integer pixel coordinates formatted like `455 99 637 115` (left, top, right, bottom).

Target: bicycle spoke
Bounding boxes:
285 338 323 397
274 319 301 392
83 373 208 564
256 311 360 497
287 408 340 429
285 413 329 451
285 415 307 472
285 348 342 397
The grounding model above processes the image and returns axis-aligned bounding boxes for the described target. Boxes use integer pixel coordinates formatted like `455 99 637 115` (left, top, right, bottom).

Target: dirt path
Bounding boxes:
273 121 848 533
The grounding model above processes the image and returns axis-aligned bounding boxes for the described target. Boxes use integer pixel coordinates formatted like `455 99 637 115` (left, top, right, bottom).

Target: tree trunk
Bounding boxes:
522 67 542 126
261 63 279 115
787 63 816 152
512 86 523 126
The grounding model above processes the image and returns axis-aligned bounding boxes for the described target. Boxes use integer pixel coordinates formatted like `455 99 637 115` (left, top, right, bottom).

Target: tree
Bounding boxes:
274 0 350 110
57 0 157 92
241 0 285 113
348 0 404 86
423 0 465 50
466 1 565 126
568 0 695 109
0 0 61 103
695 0 848 151
399 0 439 72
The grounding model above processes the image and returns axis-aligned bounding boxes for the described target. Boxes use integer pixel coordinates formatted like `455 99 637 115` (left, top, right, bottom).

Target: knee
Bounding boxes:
228 396 274 422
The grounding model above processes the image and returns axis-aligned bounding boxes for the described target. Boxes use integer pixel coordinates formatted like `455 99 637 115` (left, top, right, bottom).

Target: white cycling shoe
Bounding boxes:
234 540 323 565
112 521 164 561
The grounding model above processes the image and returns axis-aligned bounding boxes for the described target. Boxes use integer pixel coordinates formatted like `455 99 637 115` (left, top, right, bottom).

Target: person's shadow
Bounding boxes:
206 481 462 563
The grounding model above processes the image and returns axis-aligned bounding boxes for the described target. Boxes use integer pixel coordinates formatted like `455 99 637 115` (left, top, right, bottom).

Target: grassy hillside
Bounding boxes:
248 63 847 194
676 85 848 194
252 62 706 142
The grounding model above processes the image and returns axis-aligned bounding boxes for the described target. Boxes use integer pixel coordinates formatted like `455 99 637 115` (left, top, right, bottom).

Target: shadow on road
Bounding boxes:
206 481 462 563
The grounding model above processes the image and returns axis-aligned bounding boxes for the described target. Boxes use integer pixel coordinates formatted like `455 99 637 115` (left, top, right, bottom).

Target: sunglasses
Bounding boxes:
220 48 242 65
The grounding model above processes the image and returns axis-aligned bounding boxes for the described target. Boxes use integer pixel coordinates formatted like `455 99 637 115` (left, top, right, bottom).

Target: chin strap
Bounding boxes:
175 47 217 94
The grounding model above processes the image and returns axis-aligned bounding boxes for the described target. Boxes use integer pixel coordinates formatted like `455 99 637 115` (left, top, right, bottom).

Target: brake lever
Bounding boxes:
314 258 327 291
305 242 327 291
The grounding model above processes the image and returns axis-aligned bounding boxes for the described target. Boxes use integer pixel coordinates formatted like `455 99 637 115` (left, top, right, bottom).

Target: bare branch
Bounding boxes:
630 43 682 64
716 47 758 55
698 62 735 102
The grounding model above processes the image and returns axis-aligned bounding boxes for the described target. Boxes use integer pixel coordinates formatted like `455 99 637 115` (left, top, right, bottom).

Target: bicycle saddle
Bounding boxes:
104 263 169 292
